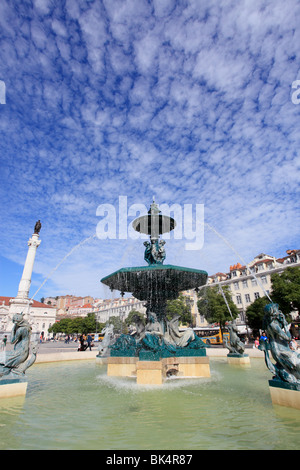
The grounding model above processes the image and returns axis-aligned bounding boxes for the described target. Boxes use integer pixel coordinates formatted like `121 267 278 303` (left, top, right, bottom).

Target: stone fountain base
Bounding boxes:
0 377 28 398
106 352 210 385
269 379 300 410
227 353 251 366
107 356 137 378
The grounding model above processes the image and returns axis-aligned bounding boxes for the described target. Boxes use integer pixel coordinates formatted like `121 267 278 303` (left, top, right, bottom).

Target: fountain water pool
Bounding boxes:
1 358 300 450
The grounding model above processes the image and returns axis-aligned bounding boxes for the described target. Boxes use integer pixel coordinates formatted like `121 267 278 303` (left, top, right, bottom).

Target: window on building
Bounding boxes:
242 280 248 288
236 295 242 304
251 278 257 286
254 292 260 299
245 294 251 303
233 282 239 290
261 275 267 284
257 263 264 271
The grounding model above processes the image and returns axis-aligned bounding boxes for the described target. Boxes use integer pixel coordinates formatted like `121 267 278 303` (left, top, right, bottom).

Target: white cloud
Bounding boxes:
1 0 299 298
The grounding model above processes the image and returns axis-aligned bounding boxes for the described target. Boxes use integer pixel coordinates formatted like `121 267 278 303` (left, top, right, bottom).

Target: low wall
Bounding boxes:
206 348 264 358
35 351 97 363
33 347 264 364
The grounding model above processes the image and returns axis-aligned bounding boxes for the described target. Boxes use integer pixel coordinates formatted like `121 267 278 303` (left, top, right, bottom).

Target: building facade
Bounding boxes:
207 250 300 321
0 296 56 341
94 296 146 324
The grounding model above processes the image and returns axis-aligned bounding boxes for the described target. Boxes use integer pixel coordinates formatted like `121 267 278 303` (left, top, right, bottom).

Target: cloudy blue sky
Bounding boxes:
0 0 299 300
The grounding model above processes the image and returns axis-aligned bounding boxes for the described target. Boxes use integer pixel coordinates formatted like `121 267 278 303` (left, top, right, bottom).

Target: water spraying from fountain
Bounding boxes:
218 284 234 319
203 222 273 302
30 234 97 302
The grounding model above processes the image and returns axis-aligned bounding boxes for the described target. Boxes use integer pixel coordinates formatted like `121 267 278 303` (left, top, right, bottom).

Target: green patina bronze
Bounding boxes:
101 264 207 302
100 199 208 360
259 303 300 391
0 312 37 383
224 320 246 356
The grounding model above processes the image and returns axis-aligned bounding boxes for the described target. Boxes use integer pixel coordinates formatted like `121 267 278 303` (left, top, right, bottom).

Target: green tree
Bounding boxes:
49 318 74 335
125 310 146 328
271 267 300 315
197 285 239 332
166 294 192 326
70 317 84 334
107 316 128 334
48 313 103 336
81 312 98 334
245 296 270 334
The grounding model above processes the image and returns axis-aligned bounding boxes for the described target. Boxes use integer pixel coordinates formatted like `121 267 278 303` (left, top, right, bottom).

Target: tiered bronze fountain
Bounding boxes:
101 199 210 385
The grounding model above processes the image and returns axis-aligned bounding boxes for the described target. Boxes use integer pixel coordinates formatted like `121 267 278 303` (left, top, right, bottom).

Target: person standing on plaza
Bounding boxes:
79 334 84 351
289 337 298 351
87 334 92 351
2 335 7 350
260 332 268 342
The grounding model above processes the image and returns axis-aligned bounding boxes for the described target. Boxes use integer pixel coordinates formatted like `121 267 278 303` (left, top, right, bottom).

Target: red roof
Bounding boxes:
230 263 245 271
0 296 55 308
251 259 273 267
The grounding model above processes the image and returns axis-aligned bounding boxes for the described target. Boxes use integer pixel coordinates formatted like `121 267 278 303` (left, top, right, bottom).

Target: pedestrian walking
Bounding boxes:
87 334 92 351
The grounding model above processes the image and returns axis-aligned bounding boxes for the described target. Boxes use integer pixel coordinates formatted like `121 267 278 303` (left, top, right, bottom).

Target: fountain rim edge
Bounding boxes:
100 264 208 283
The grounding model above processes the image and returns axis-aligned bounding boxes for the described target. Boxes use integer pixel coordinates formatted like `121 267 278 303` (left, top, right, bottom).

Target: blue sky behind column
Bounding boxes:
0 0 299 299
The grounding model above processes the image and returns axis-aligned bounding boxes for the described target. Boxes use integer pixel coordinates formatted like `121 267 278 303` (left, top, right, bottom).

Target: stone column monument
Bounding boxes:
9 221 42 317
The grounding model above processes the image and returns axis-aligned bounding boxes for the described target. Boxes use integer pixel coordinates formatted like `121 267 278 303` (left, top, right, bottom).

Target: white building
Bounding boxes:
207 250 300 321
0 296 56 340
94 296 146 324
67 303 94 316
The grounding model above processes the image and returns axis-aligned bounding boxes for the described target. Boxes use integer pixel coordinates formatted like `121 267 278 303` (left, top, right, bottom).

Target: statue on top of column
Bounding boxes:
34 220 42 234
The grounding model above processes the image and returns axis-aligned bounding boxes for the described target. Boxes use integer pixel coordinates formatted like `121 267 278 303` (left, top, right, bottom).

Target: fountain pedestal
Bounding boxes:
0 377 28 398
269 380 300 410
163 356 210 379
107 356 137 378
227 353 250 366
106 353 211 385
136 360 164 385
